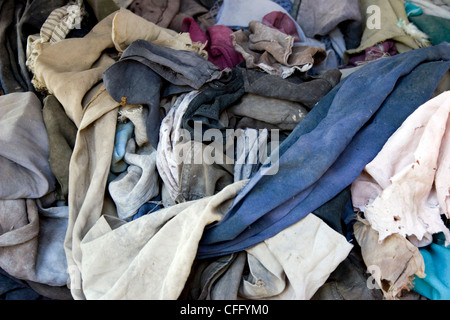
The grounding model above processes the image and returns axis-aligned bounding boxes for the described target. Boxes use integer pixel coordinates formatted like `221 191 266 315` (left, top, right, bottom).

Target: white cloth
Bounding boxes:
351 91 450 247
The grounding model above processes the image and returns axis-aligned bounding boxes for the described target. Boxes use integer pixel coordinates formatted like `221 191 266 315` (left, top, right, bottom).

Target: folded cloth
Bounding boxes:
196 42 450 259
0 92 55 199
232 20 327 78
182 17 243 70
262 11 301 42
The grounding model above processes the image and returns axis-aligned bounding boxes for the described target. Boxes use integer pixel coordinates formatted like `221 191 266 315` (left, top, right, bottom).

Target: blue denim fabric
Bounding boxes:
197 42 450 259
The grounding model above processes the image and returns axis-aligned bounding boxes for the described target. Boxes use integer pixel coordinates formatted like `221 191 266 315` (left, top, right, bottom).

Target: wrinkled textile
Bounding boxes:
413 241 450 300
346 0 424 59
238 66 342 110
78 180 247 300
26 0 85 77
182 68 244 139
409 14 450 45
0 200 69 287
262 11 301 42
103 39 223 147
129 0 180 28
42 95 77 203
351 91 450 246
295 0 362 47
197 42 450 259
182 17 243 70
32 9 206 128
232 21 327 77
0 92 55 199
228 93 309 132
0 0 67 94
189 214 352 300
354 218 426 299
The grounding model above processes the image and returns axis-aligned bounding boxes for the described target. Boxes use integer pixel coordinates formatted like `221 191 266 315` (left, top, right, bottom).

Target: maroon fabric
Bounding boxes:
182 17 243 70
262 11 301 43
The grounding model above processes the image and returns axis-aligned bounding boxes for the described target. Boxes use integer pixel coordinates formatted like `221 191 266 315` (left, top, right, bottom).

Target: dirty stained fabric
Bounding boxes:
78 180 247 300
353 218 426 300
188 214 352 300
351 91 450 247
232 20 327 78
197 42 450 259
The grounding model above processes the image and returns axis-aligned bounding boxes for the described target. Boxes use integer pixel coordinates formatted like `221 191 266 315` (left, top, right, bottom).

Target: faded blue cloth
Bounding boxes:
111 121 134 173
412 235 450 300
197 42 450 259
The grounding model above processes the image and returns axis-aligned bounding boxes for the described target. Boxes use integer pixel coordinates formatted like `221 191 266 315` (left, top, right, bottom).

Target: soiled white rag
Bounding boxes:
351 91 450 247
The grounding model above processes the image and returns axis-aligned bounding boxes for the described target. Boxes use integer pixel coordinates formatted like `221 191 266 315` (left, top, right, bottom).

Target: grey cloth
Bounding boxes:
295 0 362 49
234 128 270 182
238 66 342 110
42 95 78 203
0 92 55 199
103 39 225 148
0 199 69 287
108 139 159 220
228 94 309 132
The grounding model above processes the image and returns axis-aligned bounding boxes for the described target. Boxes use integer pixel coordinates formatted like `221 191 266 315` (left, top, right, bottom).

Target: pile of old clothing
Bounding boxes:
0 0 449 300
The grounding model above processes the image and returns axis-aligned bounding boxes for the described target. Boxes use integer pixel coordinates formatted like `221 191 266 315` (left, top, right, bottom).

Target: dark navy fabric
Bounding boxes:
197 42 450 259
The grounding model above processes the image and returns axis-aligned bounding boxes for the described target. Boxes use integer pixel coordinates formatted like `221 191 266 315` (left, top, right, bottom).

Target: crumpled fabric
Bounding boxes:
42 95 78 203
351 91 450 247
26 0 85 77
354 218 426 299
232 20 327 78
295 0 362 45
109 138 159 220
188 214 352 300
156 91 199 202
182 17 243 70
228 93 309 132
78 180 247 300
0 92 55 200
0 0 68 94
197 42 450 259
129 0 180 28
346 0 425 60
0 199 69 288
32 8 207 128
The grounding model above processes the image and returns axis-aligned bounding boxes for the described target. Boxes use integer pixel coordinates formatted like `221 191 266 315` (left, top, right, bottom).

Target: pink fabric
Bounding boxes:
182 17 243 70
262 11 301 42
351 91 450 247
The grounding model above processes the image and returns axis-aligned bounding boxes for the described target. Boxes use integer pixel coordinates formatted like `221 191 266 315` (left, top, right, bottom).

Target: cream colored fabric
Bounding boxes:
351 91 450 247
79 180 247 300
354 218 425 300
240 214 353 300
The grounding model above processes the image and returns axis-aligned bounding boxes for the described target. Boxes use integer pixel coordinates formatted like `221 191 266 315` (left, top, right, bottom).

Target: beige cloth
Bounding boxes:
32 8 207 127
240 214 353 300
351 91 450 247
354 218 425 300
79 180 247 300
232 20 326 78
346 0 423 58
31 8 210 299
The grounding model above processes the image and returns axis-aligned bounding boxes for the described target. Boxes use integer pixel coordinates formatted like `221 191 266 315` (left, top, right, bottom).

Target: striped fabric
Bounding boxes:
26 0 85 76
